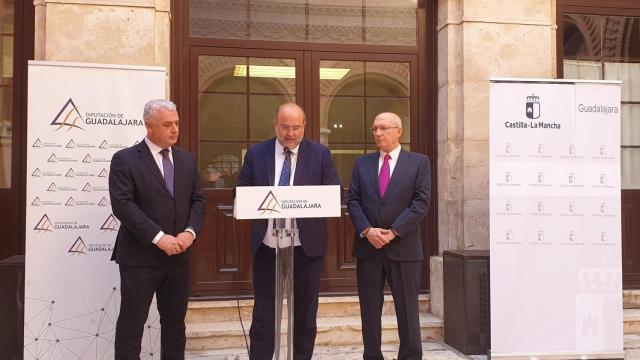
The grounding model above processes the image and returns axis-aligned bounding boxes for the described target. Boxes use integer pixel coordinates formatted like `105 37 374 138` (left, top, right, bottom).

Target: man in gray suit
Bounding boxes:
347 112 431 360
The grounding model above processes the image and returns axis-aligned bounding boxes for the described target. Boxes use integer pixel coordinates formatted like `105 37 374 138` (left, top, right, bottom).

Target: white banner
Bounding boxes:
25 61 165 359
234 185 341 219
489 79 624 358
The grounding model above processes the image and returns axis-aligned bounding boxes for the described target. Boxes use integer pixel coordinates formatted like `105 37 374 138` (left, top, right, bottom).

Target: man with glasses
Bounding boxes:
347 112 431 360
237 103 341 360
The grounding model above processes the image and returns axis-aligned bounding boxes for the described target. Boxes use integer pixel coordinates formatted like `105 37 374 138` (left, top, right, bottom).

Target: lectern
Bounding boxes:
235 185 341 360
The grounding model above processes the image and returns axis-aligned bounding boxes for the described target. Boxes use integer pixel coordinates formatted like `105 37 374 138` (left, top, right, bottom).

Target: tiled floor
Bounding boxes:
186 334 640 359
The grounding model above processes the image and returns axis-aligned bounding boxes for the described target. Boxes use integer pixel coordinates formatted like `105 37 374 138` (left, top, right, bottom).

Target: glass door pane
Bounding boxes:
197 54 297 189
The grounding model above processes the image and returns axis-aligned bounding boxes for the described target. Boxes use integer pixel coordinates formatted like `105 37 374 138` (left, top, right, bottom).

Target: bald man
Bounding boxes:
347 112 431 360
237 103 341 360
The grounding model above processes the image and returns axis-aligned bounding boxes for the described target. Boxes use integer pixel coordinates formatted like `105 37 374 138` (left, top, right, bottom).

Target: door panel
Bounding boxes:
190 48 303 297
314 52 429 292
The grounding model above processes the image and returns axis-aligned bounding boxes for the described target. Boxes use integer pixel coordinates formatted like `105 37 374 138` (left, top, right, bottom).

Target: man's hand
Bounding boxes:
365 228 397 249
366 228 388 249
176 231 195 252
380 229 396 244
156 234 182 255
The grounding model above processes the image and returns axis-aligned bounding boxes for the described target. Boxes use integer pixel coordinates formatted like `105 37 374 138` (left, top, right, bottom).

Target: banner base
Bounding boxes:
489 350 625 359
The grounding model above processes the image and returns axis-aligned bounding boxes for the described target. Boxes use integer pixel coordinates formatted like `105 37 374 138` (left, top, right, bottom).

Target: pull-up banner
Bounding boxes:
25 61 165 359
489 79 624 359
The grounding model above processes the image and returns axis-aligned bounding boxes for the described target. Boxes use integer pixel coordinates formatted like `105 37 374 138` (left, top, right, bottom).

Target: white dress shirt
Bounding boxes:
378 145 402 177
144 137 195 244
262 140 302 248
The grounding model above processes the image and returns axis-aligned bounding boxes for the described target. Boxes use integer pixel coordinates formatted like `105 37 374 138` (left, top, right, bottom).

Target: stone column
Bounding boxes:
34 0 171 94
431 0 556 317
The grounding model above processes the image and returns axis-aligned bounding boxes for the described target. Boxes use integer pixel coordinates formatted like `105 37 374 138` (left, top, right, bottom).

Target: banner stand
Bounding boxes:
489 78 623 359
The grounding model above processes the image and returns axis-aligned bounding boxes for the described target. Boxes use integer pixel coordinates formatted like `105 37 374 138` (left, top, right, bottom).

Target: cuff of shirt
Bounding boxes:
185 227 196 240
360 227 371 238
152 231 165 245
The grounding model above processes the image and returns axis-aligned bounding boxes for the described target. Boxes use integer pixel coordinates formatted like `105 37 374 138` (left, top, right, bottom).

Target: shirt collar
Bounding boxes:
379 145 401 160
275 139 299 156
145 137 171 155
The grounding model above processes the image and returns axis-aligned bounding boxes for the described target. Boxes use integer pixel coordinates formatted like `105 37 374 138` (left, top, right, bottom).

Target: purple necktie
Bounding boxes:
160 148 174 196
379 153 391 197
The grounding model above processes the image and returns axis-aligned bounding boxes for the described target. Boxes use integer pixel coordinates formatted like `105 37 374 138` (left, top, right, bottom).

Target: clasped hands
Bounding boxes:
366 227 397 249
156 232 194 256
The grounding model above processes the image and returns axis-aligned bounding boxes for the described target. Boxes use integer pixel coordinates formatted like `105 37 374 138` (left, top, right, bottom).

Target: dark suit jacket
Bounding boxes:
109 140 206 266
237 137 341 258
347 150 431 261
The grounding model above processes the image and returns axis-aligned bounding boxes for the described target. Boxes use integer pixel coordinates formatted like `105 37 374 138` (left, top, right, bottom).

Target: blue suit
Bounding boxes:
109 140 206 359
347 149 431 360
237 137 341 360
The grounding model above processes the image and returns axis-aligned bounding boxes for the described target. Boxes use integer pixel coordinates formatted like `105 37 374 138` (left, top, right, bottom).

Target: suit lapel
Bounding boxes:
266 138 276 186
367 152 381 200
293 139 307 185
383 149 409 200
137 140 172 197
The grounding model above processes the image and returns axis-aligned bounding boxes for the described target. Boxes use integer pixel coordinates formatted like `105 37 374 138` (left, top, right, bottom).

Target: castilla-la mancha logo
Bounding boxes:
526 94 541 119
257 191 281 215
51 98 85 131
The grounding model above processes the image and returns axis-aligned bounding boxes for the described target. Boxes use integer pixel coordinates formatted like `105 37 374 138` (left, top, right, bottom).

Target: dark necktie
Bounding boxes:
160 148 174 196
278 148 292 186
379 153 391 197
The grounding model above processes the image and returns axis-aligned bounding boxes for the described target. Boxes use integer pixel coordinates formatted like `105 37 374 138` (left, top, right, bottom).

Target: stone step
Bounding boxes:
186 340 462 359
624 290 640 309
186 294 430 323
625 308 640 334
186 313 443 351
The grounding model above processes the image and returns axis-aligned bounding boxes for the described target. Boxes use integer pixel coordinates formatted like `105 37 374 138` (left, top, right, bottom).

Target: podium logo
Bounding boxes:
51 98 85 131
82 183 92 192
257 191 281 214
100 214 120 232
68 236 87 255
526 94 540 119
34 214 53 232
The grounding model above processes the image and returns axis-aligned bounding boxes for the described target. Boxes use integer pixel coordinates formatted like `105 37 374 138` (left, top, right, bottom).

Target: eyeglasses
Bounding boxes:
370 126 400 133
278 125 303 132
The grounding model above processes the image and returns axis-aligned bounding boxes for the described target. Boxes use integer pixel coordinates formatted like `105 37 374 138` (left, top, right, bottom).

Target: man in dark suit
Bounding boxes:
347 112 431 360
237 103 341 360
109 99 206 359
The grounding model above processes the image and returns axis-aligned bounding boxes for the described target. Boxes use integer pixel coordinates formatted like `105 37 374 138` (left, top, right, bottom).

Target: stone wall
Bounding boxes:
34 0 170 94
431 0 557 315
436 0 556 253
